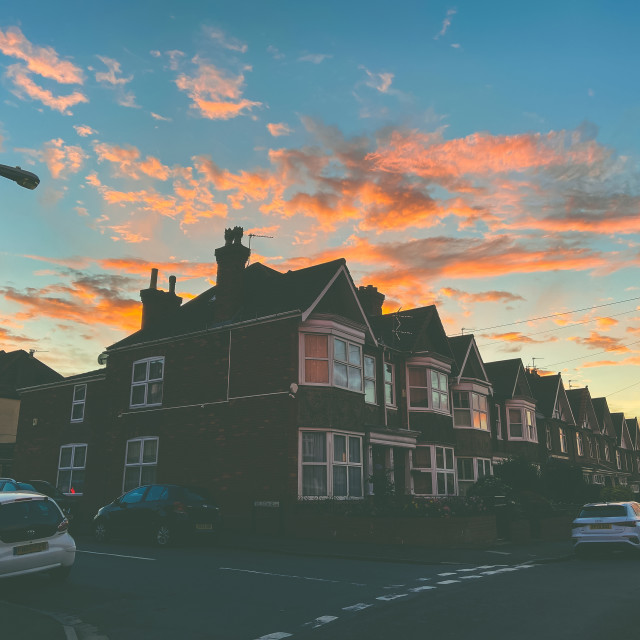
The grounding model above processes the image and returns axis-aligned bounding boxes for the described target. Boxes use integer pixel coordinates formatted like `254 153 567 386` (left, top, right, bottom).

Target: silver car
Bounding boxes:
572 501 640 553
0 491 76 580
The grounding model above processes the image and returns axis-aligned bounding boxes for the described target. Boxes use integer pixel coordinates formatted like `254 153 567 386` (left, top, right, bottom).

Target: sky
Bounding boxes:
1 1 639 418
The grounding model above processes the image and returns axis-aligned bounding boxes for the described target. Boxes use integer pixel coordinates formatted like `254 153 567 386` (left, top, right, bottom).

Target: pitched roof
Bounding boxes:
447 334 489 382
525 371 563 418
485 359 533 400
0 350 63 398
108 258 355 350
369 306 453 359
592 397 617 439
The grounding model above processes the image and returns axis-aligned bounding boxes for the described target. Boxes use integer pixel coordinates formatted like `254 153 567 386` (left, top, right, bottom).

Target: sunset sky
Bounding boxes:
1 2 639 418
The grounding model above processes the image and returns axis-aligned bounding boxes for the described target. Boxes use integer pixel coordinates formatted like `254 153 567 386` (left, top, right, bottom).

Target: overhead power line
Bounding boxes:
465 296 640 334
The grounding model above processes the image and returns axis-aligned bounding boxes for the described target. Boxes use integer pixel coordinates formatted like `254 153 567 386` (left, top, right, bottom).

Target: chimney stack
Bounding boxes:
357 285 385 317
140 269 182 330
214 227 250 322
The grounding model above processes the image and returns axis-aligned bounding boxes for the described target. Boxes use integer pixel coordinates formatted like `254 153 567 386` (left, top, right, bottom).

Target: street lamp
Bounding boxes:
0 163 40 190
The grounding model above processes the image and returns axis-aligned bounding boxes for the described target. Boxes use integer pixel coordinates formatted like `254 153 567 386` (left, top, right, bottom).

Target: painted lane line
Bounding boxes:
303 616 338 629
255 633 293 640
377 594 409 601
76 550 156 561
437 572 457 576
219 567 366 586
457 568 481 572
436 580 460 585
460 575 484 580
342 603 373 612
410 585 436 592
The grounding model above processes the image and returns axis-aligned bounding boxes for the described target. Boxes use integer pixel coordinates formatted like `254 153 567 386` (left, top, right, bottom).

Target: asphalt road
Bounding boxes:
0 538 638 639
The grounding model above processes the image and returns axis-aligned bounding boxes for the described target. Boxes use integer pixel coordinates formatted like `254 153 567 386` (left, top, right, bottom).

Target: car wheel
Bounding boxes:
50 565 72 582
155 523 172 547
94 520 109 542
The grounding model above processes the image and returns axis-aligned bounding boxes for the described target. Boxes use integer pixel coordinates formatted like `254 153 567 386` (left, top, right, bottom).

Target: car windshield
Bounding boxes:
578 505 628 518
0 499 62 528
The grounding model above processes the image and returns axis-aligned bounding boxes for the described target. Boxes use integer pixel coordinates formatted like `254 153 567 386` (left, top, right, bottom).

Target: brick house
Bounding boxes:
12 230 640 526
0 349 62 477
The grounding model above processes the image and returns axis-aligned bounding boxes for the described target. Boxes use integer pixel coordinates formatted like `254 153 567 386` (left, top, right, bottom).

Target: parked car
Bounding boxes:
93 484 222 546
0 491 75 581
24 480 81 523
0 479 18 492
572 501 640 553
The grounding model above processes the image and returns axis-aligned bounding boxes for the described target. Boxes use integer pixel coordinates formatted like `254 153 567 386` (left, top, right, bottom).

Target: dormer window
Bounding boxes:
130 357 164 408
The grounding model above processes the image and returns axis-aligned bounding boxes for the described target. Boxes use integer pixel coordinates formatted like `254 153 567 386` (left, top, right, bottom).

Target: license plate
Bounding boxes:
14 541 48 556
196 524 213 530
590 524 611 530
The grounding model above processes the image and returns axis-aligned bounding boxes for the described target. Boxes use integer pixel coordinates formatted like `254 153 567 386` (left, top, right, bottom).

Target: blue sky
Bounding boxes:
1 1 639 417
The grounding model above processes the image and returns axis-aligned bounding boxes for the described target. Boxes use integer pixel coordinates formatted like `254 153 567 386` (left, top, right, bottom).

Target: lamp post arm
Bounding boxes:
0 164 40 190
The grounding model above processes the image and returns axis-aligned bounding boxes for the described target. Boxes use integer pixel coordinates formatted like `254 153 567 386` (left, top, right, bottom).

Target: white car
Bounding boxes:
572 501 640 553
0 491 76 580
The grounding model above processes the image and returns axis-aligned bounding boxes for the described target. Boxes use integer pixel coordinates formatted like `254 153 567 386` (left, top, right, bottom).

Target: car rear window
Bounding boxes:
0 499 62 528
578 505 629 518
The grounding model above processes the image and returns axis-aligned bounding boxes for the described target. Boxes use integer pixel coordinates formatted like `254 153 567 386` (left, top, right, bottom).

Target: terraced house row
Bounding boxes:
12 229 640 525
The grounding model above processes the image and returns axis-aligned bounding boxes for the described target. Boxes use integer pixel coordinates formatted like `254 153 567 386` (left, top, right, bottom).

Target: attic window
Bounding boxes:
130 357 164 408
70 384 86 423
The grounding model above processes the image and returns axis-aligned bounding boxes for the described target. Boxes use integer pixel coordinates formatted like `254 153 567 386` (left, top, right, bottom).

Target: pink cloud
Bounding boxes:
267 122 293 137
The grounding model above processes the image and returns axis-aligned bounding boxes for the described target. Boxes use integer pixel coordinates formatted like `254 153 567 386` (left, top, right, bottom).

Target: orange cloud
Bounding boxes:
440 287 525 305
0 26 84 83
570 332 629 352
5 64 88 114
175 58 261 120
74 124 96 137
597 317 618 329
267 122 293 137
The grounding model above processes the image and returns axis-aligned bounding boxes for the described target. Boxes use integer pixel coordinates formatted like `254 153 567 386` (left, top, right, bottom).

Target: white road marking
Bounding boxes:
304 616 338 629
342 603 372 612
410 585 436 592
255 633 293 639
457 568 480 572
437 572 457 576
377 594 409 601
436 580 460 585
76 550 156 561
461 575 484 580
219 567 365 586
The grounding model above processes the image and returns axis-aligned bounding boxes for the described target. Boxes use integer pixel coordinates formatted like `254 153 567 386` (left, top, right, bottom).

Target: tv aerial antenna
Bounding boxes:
247 233 274 264
531 357 544 370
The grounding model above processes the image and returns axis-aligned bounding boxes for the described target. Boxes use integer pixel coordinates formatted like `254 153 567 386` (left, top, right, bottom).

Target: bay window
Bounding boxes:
453 391 488 430
300 431 363 498
559 427 568 453
302 334 363 393
576 433 584 457
384 363 395 406
408 367 449 413
506 404 537 442
457 457 492 483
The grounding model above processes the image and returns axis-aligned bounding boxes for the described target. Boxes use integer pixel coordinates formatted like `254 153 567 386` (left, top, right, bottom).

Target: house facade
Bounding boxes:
12 230 640 525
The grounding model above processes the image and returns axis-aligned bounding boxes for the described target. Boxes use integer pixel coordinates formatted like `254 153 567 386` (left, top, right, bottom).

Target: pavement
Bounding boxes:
0 532 575 639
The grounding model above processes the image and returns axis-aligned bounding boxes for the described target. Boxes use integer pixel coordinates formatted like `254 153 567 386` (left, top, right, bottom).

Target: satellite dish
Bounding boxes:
97 352 109 366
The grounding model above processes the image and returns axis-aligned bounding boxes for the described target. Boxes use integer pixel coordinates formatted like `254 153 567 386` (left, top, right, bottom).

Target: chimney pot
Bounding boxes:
149 268 158 289
169 275 176 294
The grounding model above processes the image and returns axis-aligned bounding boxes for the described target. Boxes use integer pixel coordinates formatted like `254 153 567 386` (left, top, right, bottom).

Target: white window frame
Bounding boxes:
57 443 87 496
546 426 552 450
123 437 159 492
616 450 622 470
604 443 610 461
299 430 364 499
588 436 594 458
495 404 502 439
576 433 584 457
130 357 164 408
558 428 567 453
595 441 601 460
407 366 450 414
300 329 364 394
456 457 492 483
411 445 455 496
364 355 376 405
384 362 395 407
506 403 537 442
70 384 86 423
593 474 605 485
453 391 489 431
